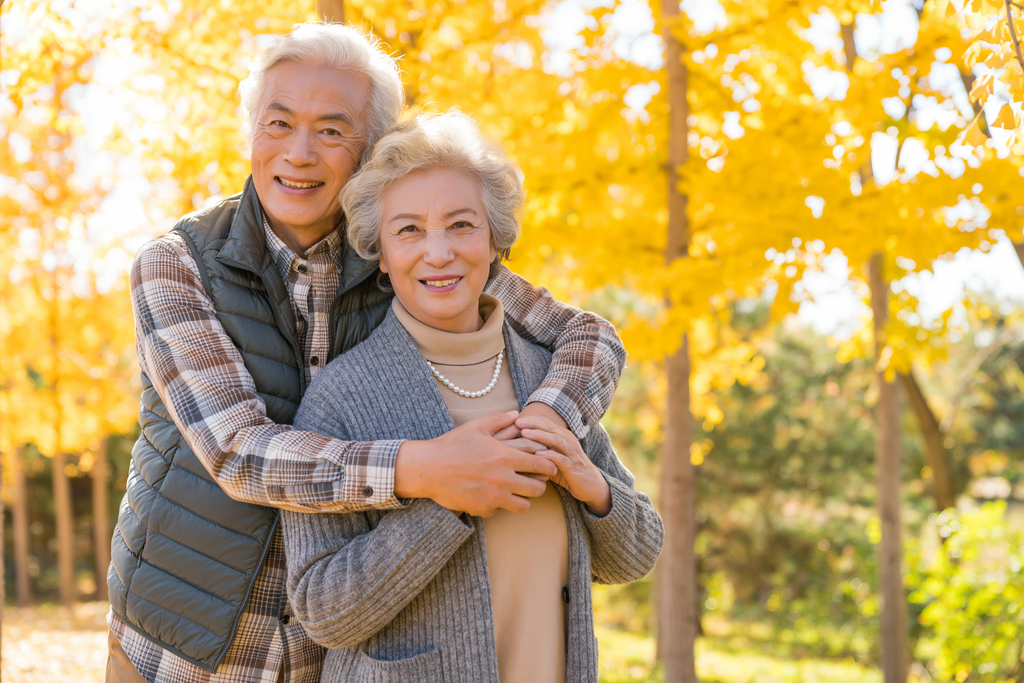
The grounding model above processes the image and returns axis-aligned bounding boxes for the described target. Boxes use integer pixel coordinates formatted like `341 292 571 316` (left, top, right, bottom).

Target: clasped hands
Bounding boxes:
394 403 611 519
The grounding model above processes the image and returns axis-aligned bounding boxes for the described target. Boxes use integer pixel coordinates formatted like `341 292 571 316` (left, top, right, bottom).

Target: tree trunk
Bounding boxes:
658 2 697 682
315 0 344 22
1013 240 1024 270
93 439 110 601
1 448 5 662
869 253 908 683
12 444 31 606
898 370 956 511
660 343 697 683
53 451 76 606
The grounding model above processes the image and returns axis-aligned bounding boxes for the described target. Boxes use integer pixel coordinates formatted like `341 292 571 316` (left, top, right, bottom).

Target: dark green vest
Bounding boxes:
108 178 391 671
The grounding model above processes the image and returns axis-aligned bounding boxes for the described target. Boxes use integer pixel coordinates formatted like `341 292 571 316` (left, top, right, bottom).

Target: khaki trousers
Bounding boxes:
106 629 149 683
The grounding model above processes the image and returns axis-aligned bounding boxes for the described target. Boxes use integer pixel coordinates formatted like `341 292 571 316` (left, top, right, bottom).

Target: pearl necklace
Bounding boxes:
427 350 504 399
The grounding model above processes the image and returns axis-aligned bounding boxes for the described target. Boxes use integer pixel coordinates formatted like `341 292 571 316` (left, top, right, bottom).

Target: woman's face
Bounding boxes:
379 166 496 333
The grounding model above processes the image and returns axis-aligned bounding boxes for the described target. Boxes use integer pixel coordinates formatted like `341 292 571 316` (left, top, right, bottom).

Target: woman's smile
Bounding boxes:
420 276 463 291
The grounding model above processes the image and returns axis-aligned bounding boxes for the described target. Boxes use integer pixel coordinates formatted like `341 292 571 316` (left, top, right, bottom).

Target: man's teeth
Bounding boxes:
278 178 323 189
425 278 460 287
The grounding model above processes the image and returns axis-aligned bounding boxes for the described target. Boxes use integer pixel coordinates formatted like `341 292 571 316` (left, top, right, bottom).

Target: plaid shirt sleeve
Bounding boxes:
486 265 626 438
130 234 405 512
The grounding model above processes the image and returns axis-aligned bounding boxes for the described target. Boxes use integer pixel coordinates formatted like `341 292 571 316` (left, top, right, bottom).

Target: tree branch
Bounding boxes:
840 23 857 73
1006 0 1024 74
940 327 1016 434
959 69 993 138
898 369 956 511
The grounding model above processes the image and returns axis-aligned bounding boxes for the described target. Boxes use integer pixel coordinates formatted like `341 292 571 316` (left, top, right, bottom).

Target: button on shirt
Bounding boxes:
264 219 342 388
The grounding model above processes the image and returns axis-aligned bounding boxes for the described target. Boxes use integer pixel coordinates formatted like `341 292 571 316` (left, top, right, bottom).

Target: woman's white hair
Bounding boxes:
343 110 524 264
237 22 404 164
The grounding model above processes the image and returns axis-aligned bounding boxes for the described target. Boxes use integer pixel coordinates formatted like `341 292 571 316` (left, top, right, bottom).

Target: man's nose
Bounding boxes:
282 129 317 166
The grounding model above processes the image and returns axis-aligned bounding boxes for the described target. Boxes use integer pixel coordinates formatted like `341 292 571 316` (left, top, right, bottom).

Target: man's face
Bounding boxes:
251 61 372 244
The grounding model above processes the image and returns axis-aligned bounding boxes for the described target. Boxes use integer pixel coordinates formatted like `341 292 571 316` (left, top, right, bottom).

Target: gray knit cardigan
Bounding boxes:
282 310 664 683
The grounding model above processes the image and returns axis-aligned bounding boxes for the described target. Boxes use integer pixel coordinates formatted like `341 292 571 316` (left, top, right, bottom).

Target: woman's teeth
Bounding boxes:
278 178 323 189
425 278 460 288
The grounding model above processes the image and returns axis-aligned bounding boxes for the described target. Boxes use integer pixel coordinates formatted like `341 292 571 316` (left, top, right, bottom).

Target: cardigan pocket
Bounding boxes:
353 647 443 683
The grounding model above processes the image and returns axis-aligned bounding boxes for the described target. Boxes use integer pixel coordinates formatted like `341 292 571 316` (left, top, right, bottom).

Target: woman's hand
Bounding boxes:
516 415 612 517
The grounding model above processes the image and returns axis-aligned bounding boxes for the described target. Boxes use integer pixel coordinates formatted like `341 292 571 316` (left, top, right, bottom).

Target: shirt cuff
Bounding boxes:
340 439 407 509
526 383 600 439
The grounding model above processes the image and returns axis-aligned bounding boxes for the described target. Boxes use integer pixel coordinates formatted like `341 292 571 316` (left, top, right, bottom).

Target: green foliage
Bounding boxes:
965 342 1024 494
908 502 1024 682
694 323 893 659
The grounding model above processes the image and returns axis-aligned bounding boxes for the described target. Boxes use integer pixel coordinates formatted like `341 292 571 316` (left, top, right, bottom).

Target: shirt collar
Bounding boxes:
262 217 344 282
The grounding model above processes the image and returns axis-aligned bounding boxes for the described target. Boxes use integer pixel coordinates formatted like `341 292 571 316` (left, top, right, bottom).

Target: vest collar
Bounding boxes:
216 176 274 273
216 175 378 293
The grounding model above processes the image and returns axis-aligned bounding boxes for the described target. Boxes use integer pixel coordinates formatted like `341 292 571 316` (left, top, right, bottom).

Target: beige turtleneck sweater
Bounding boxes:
393 294 569 683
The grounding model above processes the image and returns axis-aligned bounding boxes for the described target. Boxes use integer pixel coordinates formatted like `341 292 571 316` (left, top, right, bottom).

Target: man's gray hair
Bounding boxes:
238 22 404 164
343 110 524 263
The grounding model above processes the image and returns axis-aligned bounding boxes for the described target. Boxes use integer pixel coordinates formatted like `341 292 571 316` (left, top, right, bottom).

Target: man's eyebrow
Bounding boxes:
319 112 356 127
266 102 294 116
264 103 354 128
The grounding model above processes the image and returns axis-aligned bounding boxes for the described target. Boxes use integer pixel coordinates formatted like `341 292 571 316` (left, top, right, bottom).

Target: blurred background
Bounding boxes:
2 0 1024 681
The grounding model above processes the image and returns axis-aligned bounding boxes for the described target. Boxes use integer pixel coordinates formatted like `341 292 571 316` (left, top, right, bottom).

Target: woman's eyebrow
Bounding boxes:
390 212 425 221
442 208 478 219
387 208 478 222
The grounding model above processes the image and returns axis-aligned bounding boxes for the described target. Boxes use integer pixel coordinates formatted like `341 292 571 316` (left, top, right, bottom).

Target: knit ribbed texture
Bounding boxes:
282 310 664 683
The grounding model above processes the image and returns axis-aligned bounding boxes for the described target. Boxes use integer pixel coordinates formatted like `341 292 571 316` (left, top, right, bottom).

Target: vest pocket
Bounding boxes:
353 647 443 683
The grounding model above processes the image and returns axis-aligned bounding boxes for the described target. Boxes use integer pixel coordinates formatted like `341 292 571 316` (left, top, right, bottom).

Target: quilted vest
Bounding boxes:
108 177 391 671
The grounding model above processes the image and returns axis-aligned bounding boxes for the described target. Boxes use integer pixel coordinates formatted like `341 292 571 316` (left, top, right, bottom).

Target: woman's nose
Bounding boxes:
422 231 455 266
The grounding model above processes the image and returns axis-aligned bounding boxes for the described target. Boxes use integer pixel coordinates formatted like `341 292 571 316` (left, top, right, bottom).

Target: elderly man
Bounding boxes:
106 22 625 683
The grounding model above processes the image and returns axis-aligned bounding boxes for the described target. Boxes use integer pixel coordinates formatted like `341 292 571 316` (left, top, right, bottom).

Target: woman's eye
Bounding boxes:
451 220 474 229
398 225 419 234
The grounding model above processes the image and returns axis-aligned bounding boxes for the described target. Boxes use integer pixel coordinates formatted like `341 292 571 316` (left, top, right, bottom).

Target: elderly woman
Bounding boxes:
282 111 663 683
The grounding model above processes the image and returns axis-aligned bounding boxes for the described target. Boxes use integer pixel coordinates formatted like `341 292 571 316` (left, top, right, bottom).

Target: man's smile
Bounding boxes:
276 177 325 189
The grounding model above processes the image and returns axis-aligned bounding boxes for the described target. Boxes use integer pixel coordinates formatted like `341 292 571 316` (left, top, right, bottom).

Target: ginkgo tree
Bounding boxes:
0 0 139 605
72 0 1023 678
949 0 1024 152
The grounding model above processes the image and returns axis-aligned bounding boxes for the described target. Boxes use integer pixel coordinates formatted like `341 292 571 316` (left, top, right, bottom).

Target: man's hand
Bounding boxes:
494 402 569 454
393 412 558 517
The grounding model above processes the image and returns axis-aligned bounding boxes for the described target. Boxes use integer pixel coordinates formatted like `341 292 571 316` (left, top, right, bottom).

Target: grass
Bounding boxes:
596 618 881 683
1 601 882 682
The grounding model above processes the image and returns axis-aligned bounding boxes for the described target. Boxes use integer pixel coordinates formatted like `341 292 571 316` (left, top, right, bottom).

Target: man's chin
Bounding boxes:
262 208 339 236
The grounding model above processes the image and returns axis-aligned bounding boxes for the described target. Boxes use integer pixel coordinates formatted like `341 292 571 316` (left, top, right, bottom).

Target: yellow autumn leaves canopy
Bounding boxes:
2 0 1023 447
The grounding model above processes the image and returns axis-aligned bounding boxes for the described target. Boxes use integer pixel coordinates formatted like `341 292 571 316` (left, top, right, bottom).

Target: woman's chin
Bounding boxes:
402 299 482 333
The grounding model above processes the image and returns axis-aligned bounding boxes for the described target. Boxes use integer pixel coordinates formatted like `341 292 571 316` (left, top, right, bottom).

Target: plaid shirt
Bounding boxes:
109 220 626 683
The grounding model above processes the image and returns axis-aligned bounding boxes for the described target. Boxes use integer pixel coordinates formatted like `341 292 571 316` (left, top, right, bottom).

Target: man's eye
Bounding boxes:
323 128 341 136
270 120 289 128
